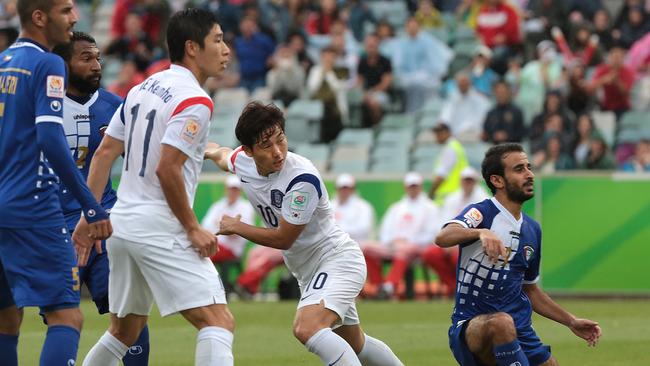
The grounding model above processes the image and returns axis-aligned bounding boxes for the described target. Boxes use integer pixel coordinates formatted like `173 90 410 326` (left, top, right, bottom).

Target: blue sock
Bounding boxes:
123 325 150 366
0 333 18 366
493 340 529 366
40 325 79 366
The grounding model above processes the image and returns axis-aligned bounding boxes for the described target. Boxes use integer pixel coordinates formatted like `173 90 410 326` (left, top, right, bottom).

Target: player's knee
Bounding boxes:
293 321 318 344
485 312 516 343
44 307 84 331
0 306 23 334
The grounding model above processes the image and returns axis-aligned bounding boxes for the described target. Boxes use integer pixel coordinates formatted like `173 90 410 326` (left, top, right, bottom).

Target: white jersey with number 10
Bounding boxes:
106 64 214 249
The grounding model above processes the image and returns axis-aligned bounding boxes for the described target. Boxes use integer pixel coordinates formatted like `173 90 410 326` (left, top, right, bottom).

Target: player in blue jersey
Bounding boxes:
0 1 112 365
52 31 150 366
436 143 601 366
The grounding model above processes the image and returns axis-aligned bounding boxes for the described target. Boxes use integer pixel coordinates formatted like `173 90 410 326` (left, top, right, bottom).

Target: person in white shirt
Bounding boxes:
330 174 376 244
421 166 489 297
201 175 255 263
76 9 235 366
205 102 403 366
362 172 443 299
439 72 492 142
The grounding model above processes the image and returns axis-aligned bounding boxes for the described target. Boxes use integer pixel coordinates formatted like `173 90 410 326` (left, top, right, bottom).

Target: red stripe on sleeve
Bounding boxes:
230 146 243 173
171 96 214 118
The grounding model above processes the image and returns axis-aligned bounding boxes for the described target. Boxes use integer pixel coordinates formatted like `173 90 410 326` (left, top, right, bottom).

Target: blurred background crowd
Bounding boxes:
1 0 649 176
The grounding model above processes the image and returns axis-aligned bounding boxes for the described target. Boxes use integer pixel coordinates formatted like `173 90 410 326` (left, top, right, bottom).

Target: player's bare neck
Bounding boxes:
494 193 522 220
18 30 51 51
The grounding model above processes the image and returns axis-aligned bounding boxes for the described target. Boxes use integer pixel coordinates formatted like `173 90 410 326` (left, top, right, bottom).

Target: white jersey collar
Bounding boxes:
490 196 523 226
169 64 200 86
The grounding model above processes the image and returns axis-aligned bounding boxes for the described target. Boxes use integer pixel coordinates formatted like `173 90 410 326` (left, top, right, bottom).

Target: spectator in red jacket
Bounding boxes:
475 0 522 74
588 43 635 119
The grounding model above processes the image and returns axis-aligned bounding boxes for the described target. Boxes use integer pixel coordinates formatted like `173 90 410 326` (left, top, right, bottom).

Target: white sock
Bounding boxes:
195 326 234 366
357 334 404 366
305 328 362 366
82 331 129 366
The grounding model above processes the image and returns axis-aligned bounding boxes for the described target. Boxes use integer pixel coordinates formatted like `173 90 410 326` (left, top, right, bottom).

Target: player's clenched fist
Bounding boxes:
218 214 241 236
479 228 507 263
188 227 219 258
89 218 113 241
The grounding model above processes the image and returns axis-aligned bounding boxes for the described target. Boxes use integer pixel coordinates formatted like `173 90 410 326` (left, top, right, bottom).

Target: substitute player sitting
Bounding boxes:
205 101 404 366
437 143 601 366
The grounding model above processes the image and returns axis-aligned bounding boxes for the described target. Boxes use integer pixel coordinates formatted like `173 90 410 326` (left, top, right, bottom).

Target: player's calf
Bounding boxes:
0 305 23 335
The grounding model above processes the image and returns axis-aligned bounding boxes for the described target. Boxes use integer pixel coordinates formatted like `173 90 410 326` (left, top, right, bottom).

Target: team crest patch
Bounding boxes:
523 246 534 262
181 119 200 143
463 207 483 227
46 75 65 98
270 189 284 209
290 191 310 211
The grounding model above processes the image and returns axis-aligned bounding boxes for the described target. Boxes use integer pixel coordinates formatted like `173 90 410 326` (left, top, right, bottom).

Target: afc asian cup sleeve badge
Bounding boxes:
181 119 200 143
523 245 535 262
270 189 284 209
46 75 65 98
463 207 483 228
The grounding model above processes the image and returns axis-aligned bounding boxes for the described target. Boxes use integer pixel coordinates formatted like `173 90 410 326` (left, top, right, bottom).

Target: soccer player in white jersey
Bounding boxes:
76 9 235 366
205 102 404 366
437 143 601 366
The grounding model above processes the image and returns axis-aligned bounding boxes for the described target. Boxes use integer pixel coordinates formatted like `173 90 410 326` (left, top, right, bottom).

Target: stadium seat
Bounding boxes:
214 88 249 115
335 128 374 147
294 143 330 163
376 128 414 146
619 111 647 131
379 113 416 129
591 111 616 146
331 145 370 162
412 144 442 162
251 87 272 102
287 99 324 121
412 159 434 175
330 159 368 174
285 117 317 146
370 157 409 173
464 142 492 169
415 129 437 144
372 145 409 162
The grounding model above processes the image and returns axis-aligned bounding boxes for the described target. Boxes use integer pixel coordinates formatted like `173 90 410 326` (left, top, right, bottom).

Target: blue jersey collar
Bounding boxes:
13 38 50 52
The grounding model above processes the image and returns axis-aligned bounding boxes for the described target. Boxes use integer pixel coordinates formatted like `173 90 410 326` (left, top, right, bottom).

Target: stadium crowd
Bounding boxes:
2 0 649 172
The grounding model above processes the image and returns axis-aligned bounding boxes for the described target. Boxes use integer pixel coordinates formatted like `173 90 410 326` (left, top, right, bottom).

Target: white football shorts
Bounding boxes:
107 236 226 317
297 240 367 327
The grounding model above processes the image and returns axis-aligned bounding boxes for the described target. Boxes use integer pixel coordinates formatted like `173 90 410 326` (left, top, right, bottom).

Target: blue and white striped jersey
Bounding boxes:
447 197 542 329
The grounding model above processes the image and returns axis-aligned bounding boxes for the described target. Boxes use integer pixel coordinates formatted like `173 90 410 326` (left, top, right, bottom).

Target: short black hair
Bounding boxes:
52 31 96 62
166 8 219 63
481 143 525 194
235 102 285 148
17 0 54 25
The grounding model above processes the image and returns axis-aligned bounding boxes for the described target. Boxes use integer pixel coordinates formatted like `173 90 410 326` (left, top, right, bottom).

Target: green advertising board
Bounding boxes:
189 173 649 294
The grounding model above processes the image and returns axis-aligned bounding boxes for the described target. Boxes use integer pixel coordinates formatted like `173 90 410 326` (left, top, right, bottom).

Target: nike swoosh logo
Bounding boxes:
329 352 345 366
300 293 315 301
241 178 249 183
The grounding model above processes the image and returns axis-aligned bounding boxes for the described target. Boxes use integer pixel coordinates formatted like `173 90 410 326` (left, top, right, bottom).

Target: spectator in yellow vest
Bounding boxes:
428 123 469 204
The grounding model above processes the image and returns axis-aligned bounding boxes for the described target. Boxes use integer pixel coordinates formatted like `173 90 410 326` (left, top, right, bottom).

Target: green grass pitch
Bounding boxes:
17 298 650 365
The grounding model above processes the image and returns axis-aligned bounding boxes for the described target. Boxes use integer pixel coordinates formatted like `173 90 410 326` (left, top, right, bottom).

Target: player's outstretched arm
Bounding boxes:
73 135 125 265
523 283 602 347
436 224 506 263
219 215 304 250
158 144 218 258
36 122 112 238
204 142 232 172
